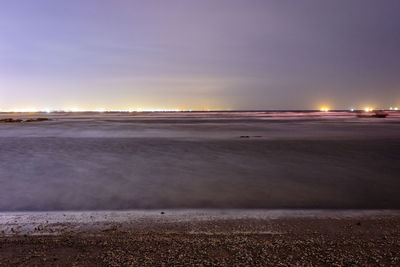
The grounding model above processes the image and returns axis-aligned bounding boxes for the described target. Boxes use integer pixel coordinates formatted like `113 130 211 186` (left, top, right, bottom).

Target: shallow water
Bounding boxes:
0 111 399 211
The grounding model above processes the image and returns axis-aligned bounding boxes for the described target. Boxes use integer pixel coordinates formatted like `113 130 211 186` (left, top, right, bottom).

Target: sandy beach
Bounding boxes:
1 210 400 266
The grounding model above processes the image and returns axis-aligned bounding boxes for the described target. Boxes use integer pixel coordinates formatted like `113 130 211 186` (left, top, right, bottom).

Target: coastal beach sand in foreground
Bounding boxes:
1 210 400 266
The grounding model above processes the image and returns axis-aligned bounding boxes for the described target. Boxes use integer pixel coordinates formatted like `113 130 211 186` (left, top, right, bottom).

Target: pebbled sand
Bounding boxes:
1 210 400 266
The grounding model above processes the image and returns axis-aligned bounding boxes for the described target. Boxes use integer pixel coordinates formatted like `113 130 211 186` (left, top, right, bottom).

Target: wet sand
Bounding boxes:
1 210 400 266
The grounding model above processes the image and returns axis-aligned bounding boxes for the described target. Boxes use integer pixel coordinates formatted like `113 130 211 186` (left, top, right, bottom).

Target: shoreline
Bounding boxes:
2 209 400 236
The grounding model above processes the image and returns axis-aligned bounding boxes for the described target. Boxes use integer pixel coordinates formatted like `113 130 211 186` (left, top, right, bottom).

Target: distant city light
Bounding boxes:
0 106 395 113
7 108 40 113
125 108 182 112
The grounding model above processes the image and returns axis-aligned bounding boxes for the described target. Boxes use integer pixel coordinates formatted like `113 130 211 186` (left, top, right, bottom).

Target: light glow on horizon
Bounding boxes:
0 107 191 113
0 105 397 113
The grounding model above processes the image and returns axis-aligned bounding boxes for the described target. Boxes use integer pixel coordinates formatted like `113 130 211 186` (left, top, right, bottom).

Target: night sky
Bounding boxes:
1 0 399 111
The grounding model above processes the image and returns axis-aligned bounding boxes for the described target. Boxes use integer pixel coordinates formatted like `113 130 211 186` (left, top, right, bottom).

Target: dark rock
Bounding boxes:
0 118 23 123
25 118 50 122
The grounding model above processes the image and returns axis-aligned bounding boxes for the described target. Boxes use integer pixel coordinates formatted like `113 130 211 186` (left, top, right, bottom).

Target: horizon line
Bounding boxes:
0 108 399 113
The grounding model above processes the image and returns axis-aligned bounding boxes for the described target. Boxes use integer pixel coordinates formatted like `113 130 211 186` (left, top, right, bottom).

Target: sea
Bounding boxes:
0 110 399 211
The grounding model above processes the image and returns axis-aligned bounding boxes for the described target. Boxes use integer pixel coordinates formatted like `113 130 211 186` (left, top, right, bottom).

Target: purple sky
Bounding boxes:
1 0 399 110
